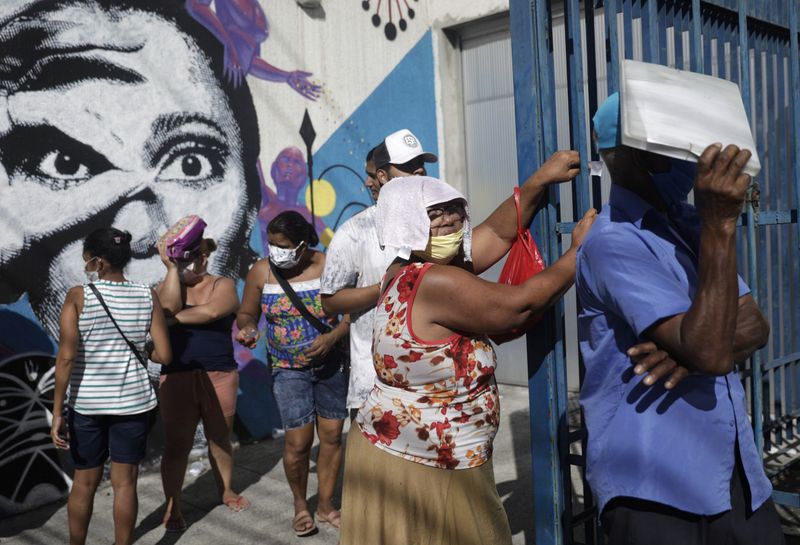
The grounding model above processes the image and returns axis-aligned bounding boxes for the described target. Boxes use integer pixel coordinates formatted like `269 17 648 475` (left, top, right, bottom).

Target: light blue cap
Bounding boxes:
593 92 621 150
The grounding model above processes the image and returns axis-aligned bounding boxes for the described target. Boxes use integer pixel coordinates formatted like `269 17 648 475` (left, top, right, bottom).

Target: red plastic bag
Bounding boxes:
489 187 546 345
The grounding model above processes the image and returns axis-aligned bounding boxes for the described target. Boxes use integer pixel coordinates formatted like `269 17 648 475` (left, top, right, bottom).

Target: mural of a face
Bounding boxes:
0 0 260 338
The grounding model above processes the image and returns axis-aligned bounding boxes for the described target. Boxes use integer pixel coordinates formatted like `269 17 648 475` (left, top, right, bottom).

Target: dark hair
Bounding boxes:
366 145 379 162
83 228 133 269
267 211 319 248
199 238 217 256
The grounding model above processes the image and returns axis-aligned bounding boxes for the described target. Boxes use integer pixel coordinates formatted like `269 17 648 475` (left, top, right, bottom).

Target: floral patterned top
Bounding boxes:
261 278 335 369
357 262 500 469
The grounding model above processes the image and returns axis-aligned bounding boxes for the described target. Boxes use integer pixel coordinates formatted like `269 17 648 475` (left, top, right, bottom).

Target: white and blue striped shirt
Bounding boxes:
70 280 156 415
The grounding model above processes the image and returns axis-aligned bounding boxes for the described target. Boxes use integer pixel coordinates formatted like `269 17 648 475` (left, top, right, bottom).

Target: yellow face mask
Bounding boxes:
413 229 464 265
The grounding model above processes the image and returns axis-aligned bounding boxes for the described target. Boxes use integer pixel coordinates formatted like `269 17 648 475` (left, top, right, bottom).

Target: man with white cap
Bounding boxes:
371 128 438 184
321 128 583 412
575 93 782 544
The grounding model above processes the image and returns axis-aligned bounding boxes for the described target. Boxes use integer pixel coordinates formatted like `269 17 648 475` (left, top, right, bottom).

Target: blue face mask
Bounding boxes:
650 158 697 207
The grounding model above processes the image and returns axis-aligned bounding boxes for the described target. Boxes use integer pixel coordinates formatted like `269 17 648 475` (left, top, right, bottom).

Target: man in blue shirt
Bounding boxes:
575 93 783 544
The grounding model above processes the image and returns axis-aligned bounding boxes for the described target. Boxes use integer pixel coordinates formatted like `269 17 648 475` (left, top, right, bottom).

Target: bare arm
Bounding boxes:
304 316 351 359
629 294 769 389
645 144 753 375
148 289 172 365
321 284 380 316
235 260 268 347
156 241 182 316
732 294 770 362
420 209 596 335
173 278 240 325
471 151 581 274
51 287 82 449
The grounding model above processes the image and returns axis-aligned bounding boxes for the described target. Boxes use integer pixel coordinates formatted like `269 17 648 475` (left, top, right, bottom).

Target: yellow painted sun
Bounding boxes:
305 178 336 217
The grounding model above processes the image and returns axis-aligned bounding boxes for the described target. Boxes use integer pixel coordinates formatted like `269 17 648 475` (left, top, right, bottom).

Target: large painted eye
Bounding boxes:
155 140 226 187
36 150 91 181
159 153 215 180
0 125 114 190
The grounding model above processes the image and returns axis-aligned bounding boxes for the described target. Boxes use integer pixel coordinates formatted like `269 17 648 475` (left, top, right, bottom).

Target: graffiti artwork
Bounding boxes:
361 0 419 41
0 354 69 516
0 0 266 515
186 0 321 98
0 0 439 520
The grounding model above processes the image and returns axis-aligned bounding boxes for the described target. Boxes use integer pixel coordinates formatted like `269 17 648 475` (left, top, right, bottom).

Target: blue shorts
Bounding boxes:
271 366 348 430
68 408 153 469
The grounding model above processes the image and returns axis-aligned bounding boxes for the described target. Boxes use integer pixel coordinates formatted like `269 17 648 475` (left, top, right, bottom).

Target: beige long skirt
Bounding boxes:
339 429 513 545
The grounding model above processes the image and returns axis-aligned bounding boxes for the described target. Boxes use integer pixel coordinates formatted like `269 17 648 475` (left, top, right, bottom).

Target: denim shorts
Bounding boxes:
271 365 348 430
68 408 153 469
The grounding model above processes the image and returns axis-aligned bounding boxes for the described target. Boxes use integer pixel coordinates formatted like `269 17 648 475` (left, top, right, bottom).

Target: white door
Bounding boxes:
460 19 528 386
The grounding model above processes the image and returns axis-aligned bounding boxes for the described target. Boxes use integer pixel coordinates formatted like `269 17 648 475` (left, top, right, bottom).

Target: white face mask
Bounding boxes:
84 257 100 283
268 242 305 269
178 261 201 283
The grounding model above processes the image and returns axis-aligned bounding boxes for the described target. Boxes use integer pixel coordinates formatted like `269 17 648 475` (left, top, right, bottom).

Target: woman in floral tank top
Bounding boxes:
236 211 349 537
340 174 598 545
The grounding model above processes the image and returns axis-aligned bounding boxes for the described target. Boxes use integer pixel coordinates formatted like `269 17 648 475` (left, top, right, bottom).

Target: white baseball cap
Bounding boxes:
373 129 438 169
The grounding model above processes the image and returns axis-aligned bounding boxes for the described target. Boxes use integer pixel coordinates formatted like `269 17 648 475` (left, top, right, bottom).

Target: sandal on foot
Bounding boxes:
315 509 341 530
223 495 251 513
292 510 317 537
164 516 187 533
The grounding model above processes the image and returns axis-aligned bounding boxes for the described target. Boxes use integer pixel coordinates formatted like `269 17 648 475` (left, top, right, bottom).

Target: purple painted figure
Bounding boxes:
256 146 330 252
186 0 321 99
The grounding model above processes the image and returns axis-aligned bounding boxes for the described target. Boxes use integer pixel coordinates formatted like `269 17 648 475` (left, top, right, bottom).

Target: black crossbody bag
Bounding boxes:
87 283 158 421
268 262 350 377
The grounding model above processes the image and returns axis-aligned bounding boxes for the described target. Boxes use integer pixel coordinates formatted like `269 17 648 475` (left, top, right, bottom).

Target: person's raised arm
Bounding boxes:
148 289 172 365
235 260 268 347
471 150 581 274
419 209 595 334
645 144 753 375
173 278 240 325
320 221 378 315
51 287 82 450
321 285 381 316
156 241 182 316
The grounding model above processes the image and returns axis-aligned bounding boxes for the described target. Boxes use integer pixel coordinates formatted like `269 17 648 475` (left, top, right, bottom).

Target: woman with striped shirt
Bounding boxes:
51 228 171 545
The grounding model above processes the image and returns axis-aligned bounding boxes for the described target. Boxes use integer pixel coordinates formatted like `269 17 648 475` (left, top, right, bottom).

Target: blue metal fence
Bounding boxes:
510 1 800 543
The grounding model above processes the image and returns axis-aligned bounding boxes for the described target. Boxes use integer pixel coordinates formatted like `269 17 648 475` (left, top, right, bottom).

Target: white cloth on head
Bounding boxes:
375 175 472 262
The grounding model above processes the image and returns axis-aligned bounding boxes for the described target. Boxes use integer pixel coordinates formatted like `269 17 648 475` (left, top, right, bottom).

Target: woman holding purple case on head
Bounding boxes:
236 210 350 537
156 216 249 532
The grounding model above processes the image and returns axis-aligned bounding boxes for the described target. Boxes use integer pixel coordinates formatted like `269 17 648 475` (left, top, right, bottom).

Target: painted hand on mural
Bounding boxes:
286 70 321 101
186 0 322 99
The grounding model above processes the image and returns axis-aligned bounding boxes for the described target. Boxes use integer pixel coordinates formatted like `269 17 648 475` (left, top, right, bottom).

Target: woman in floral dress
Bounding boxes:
236 211 349 537
339 176 597 545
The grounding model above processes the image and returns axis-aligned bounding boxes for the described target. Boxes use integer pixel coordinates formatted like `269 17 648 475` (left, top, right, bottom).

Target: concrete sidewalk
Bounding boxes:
4 384 798 545
1 386 536 545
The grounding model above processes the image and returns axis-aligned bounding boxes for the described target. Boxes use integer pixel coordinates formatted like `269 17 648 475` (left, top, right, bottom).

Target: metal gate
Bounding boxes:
510 1 800 543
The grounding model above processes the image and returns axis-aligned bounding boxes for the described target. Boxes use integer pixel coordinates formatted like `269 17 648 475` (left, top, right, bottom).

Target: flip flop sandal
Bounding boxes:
223 495 251 513
315 509 341 530
292 510 318 537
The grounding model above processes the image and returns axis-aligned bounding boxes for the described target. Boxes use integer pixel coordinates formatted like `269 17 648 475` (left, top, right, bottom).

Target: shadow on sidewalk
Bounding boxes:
495 408 535 545
132 436 284 543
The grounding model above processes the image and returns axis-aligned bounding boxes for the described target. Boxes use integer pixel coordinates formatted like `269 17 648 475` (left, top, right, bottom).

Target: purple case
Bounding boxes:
161 215 207 260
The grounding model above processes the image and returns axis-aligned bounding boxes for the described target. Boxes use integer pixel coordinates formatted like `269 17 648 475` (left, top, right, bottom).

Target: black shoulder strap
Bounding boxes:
87 283 148 369
268 261 332 335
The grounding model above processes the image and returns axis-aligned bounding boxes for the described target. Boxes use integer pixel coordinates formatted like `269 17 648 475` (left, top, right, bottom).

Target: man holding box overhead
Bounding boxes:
576 64 784 545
